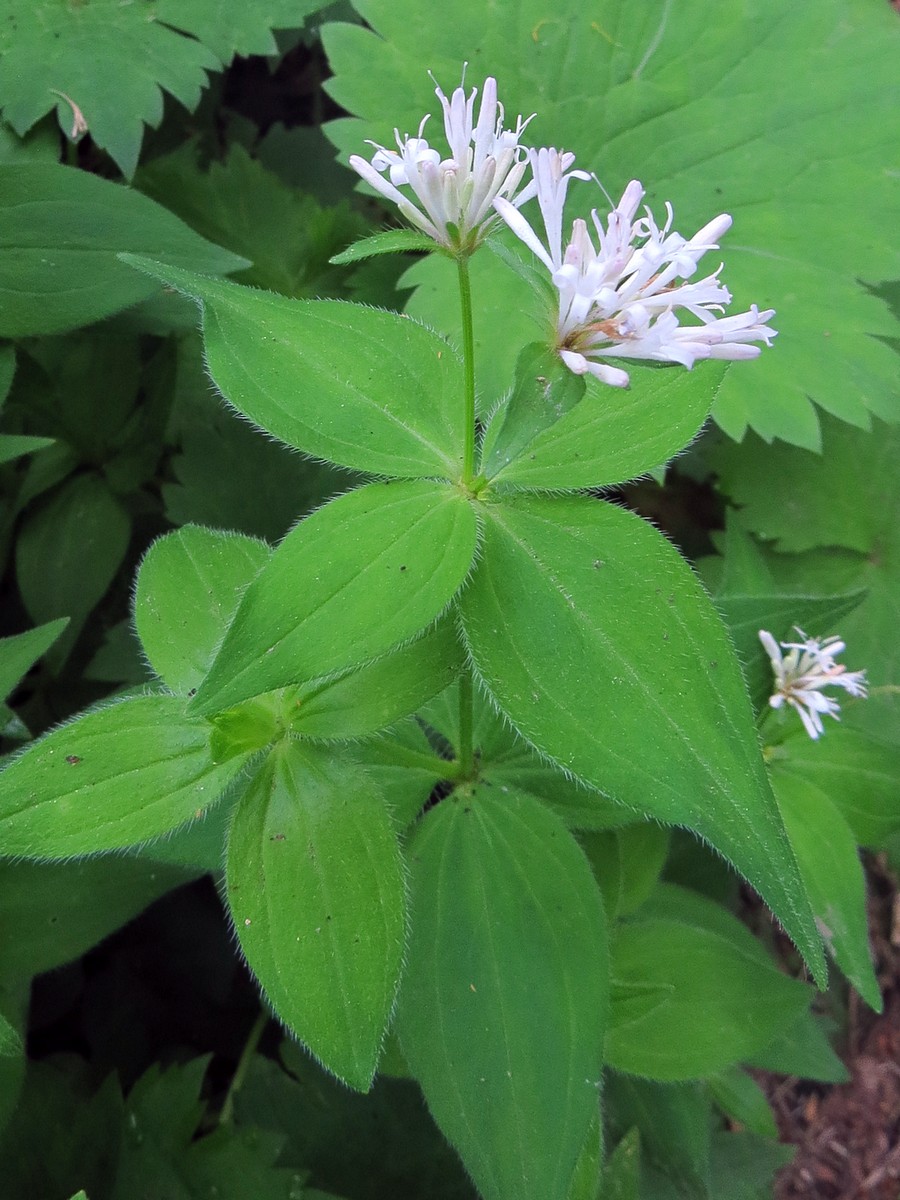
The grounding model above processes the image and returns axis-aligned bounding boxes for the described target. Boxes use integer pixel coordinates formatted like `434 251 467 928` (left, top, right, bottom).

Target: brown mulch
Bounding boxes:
760 856 900 1199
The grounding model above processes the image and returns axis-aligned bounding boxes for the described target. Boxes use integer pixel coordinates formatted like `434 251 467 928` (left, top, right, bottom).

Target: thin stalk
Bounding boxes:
456 254 477 484
219 1007 268 1126
377 741 463 781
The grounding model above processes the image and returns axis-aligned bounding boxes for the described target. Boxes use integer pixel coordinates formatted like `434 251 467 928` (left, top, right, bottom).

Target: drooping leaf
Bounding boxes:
190 480 478 717
0 164 247 336
482 345 726 490
0 1 327 176
0 695 246 856
459 492 824 980
0 618 68 703
396 786 608 1200
226 742 405 1091
325 0 900 446
606 885 812 1079
771 769 881 1009
121 256 465 478
134 525 270 695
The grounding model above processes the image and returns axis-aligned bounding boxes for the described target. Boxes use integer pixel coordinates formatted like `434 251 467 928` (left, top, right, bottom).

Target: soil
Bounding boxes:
761 856 900 1199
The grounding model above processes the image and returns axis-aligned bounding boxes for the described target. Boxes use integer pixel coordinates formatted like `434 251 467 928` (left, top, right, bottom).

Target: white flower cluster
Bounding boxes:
350 72 777 387
758 628 868 740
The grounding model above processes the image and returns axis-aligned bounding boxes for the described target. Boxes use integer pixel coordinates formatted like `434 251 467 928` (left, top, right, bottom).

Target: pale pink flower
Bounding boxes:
759 628 868 740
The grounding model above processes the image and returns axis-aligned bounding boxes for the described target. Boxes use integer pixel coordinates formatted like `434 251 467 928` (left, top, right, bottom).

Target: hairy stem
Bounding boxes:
457 254 477 485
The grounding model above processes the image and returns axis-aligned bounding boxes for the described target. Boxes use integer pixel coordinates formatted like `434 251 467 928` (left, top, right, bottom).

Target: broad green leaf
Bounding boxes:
604 1077 710 1198
459 493 824 980
770 726 900 848
0 435 54 465
325 0 900 446
0 1 326 176
708 1069 777 1139
0 618 68 702
290 618 463 740
602 1129 640 1200
190 480 478 716
330 229 438 265
708 1132 794 1200
226 742 405 1091
0 164 246 336
580 824 670 919
0 695 246 856
567 1110 603 1200
135 525 270 695
396 787 608 1200
121 256 465 478
607 908 812 1079
0 856 191 977
771 770 880 1010
483 348 726 490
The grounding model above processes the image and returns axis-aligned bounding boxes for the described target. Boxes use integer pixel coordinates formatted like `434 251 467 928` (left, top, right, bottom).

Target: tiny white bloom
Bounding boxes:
494 156 777 387
349 73 534 253
758 627 868 740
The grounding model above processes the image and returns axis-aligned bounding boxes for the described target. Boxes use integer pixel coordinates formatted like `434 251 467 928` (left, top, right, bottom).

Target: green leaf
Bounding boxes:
0 695 246 856
0 434 55 465
483 348 725 490
601 1129 640 1200
0 164 246 336
745 1009 849 1083
771 769 881 1009
0 618 68 702
121 256 465 478
0 1011 20 1058
708 1131 794 1200
770 726 900 848
459 493 824 980
290 618 463 740
358 719 446 829
190 480 478 716
15 472 131 666
707 1069 778 1139
134 525 270 695
330 228 438 265
0 856 191 978
604 1076 710 1198
396 787 608 1200
226 742 405 1091
325 0 900 446
0 0 326 176
580 824 670 919
607 889 812 1079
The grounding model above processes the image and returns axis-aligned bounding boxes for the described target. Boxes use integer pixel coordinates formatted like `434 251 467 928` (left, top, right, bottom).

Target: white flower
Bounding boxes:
349 74 534 253
494 156 777 387
758 628 868 740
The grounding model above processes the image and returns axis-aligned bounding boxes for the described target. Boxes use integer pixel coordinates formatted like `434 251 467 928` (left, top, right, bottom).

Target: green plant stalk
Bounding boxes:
218 1007 269 1126
456 253 477 779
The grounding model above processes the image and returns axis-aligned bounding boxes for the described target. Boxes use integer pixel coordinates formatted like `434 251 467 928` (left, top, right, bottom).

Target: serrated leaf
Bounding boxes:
396 787 608 1200
135 525 270 695
607 887 812 1079
0 695 246 856
226 742 405 1091
324 0 900 446
0 164 247 335
459 493 824 980
330 228 437 265
483 346 725 490
122 256 465 478
0 618 68 702
771 769 881 1010
0 0 326 176
190 480 478 717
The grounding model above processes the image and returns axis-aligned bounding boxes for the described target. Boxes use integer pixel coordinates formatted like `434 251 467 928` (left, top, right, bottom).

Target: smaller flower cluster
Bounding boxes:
758 628 868 740
349 76 534 253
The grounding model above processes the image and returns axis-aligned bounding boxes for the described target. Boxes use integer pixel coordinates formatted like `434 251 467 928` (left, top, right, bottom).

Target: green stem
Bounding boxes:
219 1007 268 1126
458 669 475 778
378 741 463 781
456 254 477 484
